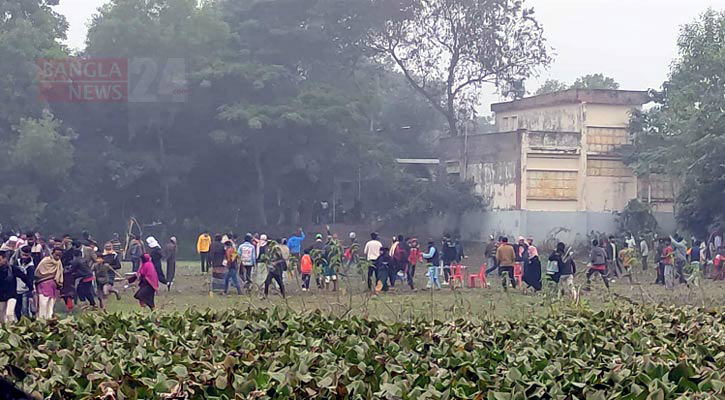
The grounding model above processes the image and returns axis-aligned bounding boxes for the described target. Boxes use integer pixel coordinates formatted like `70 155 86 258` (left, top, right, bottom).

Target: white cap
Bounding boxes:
8 236 18 242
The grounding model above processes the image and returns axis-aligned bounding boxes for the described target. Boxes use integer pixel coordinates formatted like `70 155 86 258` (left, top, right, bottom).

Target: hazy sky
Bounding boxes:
54 0 725 109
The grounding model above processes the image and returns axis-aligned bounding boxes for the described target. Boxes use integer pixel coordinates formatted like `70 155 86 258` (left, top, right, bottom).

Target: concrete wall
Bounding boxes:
496 104 582 132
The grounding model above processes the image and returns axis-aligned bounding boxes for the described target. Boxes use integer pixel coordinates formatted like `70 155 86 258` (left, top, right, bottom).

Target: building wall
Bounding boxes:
495 104 582 132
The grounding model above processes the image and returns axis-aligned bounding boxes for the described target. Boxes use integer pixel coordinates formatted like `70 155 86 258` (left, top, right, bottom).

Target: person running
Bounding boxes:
422 240 440 289
496 237 516 290
196 231 212 273
34 248 63 320
300 249 313 291
587 240 610 291
223 241 241 295
618 242 637 283
163 237 177 290
92 253 114 309
484 236 498 276
101 242 122 297
238 235 256 288
264 244 286 299
128 253 159 309
70 249 96 309
363 233 382 291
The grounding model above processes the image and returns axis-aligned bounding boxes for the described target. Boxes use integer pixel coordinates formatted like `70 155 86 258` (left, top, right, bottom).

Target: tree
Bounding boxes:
534 79 568 95
367 0 550 136
571 73 619 90
626 9 725 234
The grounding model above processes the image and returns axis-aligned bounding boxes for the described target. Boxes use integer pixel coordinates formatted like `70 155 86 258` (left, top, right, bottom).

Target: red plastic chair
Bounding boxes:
513 262 523 288
450 263 465 288
468 264 488 288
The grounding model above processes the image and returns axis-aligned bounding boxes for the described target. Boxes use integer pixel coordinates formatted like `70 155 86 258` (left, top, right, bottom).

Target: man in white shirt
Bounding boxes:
640 237 649 271
363 232 382 290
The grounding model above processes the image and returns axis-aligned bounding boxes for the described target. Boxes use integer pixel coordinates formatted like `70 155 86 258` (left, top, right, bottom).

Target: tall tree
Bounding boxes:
367 0 550 136
627 9 725 234
571 73 619 90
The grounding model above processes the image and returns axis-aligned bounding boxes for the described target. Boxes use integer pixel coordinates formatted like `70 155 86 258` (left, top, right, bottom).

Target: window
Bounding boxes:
526 170 578 200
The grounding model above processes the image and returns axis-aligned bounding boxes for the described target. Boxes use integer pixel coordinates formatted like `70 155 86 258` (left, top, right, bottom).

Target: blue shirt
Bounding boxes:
287 231 305 254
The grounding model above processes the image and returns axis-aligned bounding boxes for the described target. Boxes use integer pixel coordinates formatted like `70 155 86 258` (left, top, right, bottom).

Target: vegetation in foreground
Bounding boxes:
2 303 725 399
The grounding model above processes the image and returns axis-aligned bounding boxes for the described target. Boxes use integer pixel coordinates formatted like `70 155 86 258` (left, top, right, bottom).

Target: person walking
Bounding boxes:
300 250 313 291
671 234 688 284
587 240 610 291
223 241 242 295
422 240 440 289
523 240 542 292
264 244 286 299
662 238 676 289
496 237 516 291
0 250 31 323
128 254 158 309
238 235 257 289
209 234 226 292
363 233 382 291
375 248 393 292
163 237 177 290
196 231 212 274
618 242 637 283
34 248 64 320
484 236 498 275
406 238 421 290
14 246 35 320
441 236 457 285
688 239 703 288
146 237 167 285
287 228 305 266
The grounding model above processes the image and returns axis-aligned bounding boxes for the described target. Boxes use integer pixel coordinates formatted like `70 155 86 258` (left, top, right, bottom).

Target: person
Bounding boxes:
605 235 620 280
264 244 286 298
322 237 338 291
196 231 212 273
92 253 113 309
14 246 35 320
422 240 440 289
514 236 529 285
654 238 666 285
287 228 305 264
640 236 649 271
496 237 516 290
484 236 498 275
375 247 393 292
688 239 703 288
146 237 167 285
30 236 45 267
35 248 64 320
223 241 241 295
128 235 144 272
128 253 158 309
587 240 610 291
549 242 576 299
238 235 256 288
110 233 123 254
0 250 30 323
523 240 542 292
256 234 269 262
70 249 96 309
662 238 676 289
300 249 313 291
209 234 226 291
163 237 177 290
60 246 77 312
391 235 409 288
454 234 465 264
363 233 382 291
618 242 637 283
407 238 421 290
671 234 688 284
441 236 457 285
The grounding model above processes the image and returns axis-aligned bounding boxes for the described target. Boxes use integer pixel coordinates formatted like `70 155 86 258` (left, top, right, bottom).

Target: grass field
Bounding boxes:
83 260 725 321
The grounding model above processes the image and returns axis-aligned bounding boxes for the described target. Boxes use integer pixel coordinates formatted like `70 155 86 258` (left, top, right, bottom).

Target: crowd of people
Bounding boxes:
0 231 177 322
0 226 722 324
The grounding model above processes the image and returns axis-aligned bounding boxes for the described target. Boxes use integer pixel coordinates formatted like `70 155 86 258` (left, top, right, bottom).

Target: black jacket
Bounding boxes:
441 241 457 264
209 241 226 267
549 250 576 275
0 264 29 301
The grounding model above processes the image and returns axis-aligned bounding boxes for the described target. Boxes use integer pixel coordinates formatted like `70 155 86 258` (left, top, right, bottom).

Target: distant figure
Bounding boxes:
110 233 123 254
639 236 649 271
523 239 542 292
128 235 144 272
146 237 167 285
363 233 382 290
196 231 212 273
587 240 610 291
496 237 516 290
164 237 177 290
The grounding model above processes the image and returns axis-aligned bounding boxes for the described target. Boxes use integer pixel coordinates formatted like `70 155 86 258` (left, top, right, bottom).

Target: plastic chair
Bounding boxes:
468 264 488 288
450 263 465 288
513 262 523 288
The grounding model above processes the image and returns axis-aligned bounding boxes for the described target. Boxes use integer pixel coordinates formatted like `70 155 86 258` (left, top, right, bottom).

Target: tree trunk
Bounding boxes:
252 144 268 226
446 112 459 137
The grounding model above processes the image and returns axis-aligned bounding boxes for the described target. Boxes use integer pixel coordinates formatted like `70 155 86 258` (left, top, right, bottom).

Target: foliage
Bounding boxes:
571 73 620 90
3 305 725 398
616 199 659 237
534 79 568 95
626 9 725 234
367 0 550 136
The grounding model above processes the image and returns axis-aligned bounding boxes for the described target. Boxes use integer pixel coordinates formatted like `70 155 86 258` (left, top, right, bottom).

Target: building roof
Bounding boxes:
395 158 440 165
491 89 650 113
